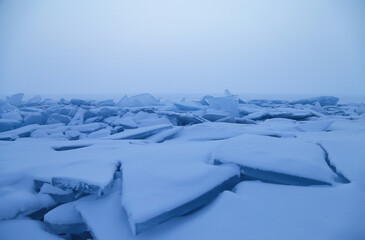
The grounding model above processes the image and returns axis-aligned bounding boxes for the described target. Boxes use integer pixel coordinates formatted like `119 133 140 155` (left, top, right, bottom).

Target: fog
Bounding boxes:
0 0 364 95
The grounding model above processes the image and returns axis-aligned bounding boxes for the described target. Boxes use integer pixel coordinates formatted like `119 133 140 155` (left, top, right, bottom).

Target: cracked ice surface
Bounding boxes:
0 92 365 239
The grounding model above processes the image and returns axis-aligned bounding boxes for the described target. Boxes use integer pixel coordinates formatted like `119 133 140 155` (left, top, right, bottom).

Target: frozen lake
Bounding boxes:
0 92 364 239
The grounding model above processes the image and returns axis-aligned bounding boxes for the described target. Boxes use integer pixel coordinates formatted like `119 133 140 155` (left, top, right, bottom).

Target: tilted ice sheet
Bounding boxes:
147 126 183 143
176 122 248 141
0 139 120 196
44 195 93 235
214 134 337 184
174 121 299 142
76 191 127 240
74 178 123 239
104 124 172 140
120 142 239 234
44 199 85 225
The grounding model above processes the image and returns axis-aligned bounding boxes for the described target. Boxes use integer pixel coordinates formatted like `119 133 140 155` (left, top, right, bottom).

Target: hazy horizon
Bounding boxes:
1 0 364 95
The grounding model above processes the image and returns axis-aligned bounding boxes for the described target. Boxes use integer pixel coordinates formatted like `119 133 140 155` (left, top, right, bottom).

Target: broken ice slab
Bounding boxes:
0 219 63 240
44 197 91 235
51 177 99 195
67 122 106 133
64 130 82 140
234 117 256 124
50 160 118 196
1 111 23 122
40 183 75 203
0 179 57 221
199 95 214 105
52 176 112 197
105 116 138 129
296 120 334 132
68 109 86 126
247 99 288 106
7 93 24 107
0 124 36 140
87 128 111 138
0 119 21 133
173 102 202 111
245 111 270 121
355 104 365 115
147 126 183 143
127 166 239 235
121 154 240 235
177 122 247 141
0 124 64 141
47 113 71 125
73 178 124 239
205 96 240 116
117 93 160 107
23 95 42 106
70 98 89 106
134 114 172 128
84 116 103 124
30 127 68 139
34 179 50 192
96 107 119 118
157 111 206 126
215 116 235 123
290 96 339 106
23 112 46 125
104 124 173 140
246 108 314 121
202 109 232 122
214 134 338 185
42 98 58 105
75 191 127 240
82 107 119 120
93 99 115 107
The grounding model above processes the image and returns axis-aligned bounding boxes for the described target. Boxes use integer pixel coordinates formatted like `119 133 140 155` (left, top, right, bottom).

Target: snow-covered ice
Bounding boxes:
213 134 338 185
0 92 364 239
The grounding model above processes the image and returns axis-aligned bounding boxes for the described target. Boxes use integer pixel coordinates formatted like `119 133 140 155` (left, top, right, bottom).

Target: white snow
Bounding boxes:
0 176 56 220
0 93 364 239
0 218 63 240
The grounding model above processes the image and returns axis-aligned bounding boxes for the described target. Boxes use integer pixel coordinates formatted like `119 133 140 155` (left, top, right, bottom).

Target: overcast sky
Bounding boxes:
0 0 364 95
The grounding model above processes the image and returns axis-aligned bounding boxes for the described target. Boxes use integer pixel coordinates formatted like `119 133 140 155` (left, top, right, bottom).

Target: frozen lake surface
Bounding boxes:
0 92 364 239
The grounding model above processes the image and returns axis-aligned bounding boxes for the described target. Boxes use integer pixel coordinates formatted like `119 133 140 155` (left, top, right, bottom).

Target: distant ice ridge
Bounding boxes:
0 91 362 140
0 91 365 239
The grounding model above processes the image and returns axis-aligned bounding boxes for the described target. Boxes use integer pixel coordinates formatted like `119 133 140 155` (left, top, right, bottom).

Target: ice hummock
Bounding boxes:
117 93 161 107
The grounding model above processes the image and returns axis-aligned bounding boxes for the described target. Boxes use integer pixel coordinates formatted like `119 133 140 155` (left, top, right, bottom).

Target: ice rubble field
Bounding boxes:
0 92 365 240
